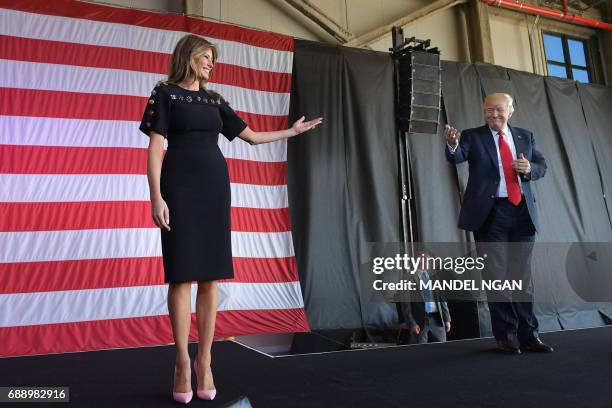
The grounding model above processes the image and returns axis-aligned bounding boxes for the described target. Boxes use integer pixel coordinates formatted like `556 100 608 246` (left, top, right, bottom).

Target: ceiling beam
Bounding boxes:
282 0 354 43
344 0 468 48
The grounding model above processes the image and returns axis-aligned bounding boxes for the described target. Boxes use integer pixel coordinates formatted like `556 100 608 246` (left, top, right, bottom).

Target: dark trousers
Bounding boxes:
409 314 447 344
474 198 539 344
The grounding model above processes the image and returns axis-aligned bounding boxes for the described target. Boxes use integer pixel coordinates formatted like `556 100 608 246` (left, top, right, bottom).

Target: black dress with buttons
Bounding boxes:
139 83 247 283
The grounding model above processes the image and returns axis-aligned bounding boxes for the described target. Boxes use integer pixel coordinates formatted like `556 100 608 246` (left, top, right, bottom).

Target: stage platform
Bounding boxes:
0 326 610 407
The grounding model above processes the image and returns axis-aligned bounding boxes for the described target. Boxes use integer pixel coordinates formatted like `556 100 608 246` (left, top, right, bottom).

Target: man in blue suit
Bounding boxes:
444 93 553 354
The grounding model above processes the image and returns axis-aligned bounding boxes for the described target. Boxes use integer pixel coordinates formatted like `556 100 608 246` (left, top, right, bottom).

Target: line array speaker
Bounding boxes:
397 50 442 134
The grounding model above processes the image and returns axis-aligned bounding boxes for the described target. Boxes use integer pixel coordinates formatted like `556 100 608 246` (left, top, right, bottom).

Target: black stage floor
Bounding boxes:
0 326 610 408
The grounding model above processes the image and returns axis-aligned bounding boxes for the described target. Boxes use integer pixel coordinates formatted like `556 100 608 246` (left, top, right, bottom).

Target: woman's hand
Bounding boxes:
291 116 323 136
151 197 171 231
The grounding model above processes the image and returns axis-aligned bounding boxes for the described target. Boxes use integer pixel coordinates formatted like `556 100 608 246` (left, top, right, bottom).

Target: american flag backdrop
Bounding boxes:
0 0 309 357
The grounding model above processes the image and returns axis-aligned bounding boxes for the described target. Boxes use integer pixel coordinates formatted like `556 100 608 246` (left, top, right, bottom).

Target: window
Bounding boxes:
543 33 591 83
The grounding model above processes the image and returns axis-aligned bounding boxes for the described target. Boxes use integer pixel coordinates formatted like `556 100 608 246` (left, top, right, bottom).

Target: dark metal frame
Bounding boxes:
543 31 592 82
390 27 441 254
391 27 414 253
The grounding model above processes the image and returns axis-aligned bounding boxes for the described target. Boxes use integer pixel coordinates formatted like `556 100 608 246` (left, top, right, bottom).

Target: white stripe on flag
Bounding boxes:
0 174 288 208
0 8 293 73
0 282 305 327
0 59 290 116
219 135 287 163
0 116 287 162
232 230 295 259
231 182 288 209
0 59 162 97
0 116 148 148
0 229 294 263
208 83 290 116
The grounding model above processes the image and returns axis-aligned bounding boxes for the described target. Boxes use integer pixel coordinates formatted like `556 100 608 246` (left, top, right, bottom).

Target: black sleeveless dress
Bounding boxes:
139 82 247 283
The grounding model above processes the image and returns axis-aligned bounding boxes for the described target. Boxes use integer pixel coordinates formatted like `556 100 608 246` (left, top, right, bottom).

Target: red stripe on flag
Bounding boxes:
0 87 142 120
228 158 287 186
0 34 168 75
0 256 298 294
0 257 164 294
0 145 148 174
0 0 294 52
0 145 287 185
215 308 309 339
0 202 290 233
0 35 292 93
231 207 291 233
215 64 291 94
0 202 157 232
0 88 287 132
236 110 288 132
229 256 298 284
0 308 309 357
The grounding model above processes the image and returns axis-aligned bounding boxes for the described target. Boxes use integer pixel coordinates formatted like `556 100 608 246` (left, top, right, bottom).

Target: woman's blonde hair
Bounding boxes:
166 34 223 101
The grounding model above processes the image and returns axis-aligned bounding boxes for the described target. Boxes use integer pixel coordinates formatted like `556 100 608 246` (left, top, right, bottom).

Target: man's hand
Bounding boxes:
512 153 531 174
444 124 461 148
444 322 451 333
410 324 421 335
399 322 410 330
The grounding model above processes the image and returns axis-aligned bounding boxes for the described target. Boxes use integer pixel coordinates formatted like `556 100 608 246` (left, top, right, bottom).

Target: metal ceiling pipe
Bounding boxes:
480 0 612 31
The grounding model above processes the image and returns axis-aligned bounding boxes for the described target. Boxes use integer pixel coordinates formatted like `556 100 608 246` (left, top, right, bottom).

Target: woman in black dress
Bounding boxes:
139 34 321 403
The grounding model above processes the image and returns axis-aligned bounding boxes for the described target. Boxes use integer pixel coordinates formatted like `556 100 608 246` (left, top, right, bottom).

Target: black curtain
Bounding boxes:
288 40 400 330
576 82 612 322
288 39 612 332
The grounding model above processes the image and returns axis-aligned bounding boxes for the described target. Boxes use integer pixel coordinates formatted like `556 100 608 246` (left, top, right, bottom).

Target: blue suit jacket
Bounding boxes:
445 124 547 232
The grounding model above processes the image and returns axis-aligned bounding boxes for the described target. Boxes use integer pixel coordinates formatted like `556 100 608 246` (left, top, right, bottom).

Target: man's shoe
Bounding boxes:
521 338 554 353
496 340 521 355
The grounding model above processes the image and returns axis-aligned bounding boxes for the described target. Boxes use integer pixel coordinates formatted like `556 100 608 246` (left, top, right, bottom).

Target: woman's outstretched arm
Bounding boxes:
238 116 323 145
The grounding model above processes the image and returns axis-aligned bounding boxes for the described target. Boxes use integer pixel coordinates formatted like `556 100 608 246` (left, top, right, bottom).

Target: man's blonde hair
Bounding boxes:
485 93 514 113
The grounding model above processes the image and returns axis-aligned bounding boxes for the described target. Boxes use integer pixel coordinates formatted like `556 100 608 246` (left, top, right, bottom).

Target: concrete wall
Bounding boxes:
489 10 535 74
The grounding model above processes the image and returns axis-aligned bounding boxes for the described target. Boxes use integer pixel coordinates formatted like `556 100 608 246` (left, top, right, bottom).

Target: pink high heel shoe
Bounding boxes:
172 366 193 404
172 391 193 404
194 360 217 400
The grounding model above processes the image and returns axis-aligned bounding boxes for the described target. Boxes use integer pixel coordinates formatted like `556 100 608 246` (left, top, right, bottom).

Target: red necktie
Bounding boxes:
497 130 521 205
